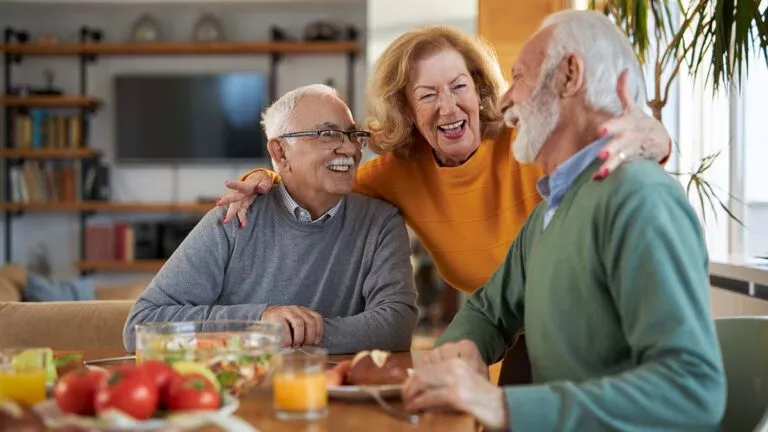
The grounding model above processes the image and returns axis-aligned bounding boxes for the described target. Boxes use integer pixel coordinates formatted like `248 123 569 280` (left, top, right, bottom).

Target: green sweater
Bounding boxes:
438 159 726 431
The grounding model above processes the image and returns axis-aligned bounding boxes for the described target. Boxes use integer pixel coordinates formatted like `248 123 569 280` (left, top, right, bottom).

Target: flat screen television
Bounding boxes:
115 73 268 163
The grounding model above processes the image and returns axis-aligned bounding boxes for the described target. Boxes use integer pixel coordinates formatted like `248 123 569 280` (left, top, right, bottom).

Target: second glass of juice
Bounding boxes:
273 347 328 420
0 348 48 407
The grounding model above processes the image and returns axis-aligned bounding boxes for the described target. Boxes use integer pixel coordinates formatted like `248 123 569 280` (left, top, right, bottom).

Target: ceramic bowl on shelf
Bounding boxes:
134 320 283 396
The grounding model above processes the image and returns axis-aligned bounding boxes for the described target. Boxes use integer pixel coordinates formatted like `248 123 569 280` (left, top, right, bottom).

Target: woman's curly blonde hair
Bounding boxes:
366 26 508 159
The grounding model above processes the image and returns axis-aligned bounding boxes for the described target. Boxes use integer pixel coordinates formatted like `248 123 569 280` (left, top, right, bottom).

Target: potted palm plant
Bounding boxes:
589 0 767 223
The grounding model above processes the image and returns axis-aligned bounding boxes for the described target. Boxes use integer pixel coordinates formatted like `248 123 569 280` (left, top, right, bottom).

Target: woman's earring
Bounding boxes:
479 104 484 111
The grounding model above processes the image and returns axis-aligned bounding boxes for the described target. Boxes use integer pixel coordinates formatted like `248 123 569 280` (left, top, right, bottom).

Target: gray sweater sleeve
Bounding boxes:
122 208 266 352
321 211 418 354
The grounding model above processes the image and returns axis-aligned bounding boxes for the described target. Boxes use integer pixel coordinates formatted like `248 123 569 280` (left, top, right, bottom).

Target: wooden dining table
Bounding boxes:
62 350 477 432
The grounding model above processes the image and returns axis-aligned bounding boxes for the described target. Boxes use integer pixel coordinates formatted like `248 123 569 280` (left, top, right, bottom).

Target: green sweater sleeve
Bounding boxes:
503 184 726 431
435 213 533 364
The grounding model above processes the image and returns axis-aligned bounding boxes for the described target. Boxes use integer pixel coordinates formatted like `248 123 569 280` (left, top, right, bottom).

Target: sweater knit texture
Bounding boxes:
438 158 726 431
123 189 418 354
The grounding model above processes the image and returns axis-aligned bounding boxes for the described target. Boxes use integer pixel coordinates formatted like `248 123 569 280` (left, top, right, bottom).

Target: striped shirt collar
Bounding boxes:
278 182 343 224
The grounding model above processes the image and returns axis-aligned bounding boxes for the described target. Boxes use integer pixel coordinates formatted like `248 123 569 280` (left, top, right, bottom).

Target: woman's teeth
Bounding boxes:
328 165 351 172
437 120 465 132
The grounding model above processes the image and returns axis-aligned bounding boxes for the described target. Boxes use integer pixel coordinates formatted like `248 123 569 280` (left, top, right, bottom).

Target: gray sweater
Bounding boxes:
123 190 418 354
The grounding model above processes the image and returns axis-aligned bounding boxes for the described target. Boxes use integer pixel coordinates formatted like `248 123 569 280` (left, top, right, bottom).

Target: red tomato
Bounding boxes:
54 367 109 416
137 360 179 406
94 365 158 420
167 373 221 412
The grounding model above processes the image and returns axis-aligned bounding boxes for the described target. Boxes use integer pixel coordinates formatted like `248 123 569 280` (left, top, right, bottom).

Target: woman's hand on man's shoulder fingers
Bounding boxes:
593 69 672 180
216 171 275 227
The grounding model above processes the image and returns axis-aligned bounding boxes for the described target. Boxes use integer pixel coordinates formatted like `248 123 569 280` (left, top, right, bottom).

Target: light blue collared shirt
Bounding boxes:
278 182 343 224
536 136 609 229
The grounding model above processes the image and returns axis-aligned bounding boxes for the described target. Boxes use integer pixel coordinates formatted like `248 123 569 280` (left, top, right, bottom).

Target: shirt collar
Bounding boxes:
278 182 343 224
536 135 609 208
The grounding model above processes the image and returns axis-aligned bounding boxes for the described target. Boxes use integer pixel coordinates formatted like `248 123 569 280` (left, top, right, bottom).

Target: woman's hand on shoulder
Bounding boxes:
216 171 275 227
593 69 672 180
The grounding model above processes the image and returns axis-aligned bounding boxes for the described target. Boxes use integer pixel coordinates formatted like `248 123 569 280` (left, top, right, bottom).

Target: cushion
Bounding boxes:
22 274 95 302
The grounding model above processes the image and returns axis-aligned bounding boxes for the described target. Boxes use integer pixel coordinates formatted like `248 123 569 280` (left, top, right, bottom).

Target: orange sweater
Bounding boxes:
245 129 543 294
355 130 542 294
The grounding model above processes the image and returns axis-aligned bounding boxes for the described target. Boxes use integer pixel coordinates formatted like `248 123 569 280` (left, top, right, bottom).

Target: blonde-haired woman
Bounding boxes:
217 26 671 382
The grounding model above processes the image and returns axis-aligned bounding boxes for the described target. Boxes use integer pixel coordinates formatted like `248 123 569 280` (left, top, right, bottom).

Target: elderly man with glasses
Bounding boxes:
123 84 418 354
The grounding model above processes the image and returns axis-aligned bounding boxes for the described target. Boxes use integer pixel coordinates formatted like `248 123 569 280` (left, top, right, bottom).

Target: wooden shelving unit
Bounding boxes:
74 260 166 273
0 201 214 213
0 41 360 56
0 95 101 109
2 30 360 274
0 148 101 159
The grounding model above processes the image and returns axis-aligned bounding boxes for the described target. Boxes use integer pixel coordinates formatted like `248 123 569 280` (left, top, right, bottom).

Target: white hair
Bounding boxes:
261 84 341 139
539 10 646 115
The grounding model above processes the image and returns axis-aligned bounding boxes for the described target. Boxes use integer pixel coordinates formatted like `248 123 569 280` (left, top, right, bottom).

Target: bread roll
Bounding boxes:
345 350 408 385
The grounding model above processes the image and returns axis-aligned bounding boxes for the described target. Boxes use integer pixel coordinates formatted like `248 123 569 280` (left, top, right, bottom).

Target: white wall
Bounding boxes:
0 0 367 280
366 0 476 66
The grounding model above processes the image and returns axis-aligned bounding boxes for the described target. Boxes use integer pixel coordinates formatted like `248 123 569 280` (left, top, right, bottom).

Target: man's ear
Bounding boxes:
557 53 585 98
267 138 291 173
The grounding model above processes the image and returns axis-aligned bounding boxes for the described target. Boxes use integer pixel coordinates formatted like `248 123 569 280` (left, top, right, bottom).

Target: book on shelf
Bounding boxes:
6 159 107 204
12 110 83 150
85 219 199 263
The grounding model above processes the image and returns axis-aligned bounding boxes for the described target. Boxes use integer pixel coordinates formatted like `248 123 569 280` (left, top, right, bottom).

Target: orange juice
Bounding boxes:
0 370 46 406
273 372 328 412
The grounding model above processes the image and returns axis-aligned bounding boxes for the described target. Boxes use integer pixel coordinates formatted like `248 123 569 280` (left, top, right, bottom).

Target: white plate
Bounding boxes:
328 384 404 401
34 394 242 431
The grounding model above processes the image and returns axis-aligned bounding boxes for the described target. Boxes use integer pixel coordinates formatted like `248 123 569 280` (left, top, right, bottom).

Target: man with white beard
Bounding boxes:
124 84 418 354
401 10 726 431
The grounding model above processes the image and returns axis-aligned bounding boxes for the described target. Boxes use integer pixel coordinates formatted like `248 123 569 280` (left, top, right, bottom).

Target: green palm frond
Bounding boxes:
591 0 767 225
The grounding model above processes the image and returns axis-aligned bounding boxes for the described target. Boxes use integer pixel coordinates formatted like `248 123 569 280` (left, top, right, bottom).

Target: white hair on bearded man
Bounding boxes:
539 10 647 115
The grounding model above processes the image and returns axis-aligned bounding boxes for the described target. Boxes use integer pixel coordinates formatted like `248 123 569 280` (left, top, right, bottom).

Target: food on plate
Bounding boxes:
166 373 221 412
170 361 220 390
52 353 85 379
326 360 352 386
53 367 109 416
45 361 225 424
94 365 158 421
0 399 44 432
344 350 408 386
138 360 180 408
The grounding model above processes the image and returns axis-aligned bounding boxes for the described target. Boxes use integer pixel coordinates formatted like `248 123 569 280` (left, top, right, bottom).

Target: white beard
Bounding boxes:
507 76 561 164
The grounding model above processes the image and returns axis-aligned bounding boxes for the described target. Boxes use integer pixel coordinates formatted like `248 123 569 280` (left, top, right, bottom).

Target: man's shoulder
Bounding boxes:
346 192 401 219
588 159 684 200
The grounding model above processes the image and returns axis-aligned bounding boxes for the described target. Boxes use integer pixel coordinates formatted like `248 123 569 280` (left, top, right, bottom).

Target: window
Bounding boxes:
743 43 768 256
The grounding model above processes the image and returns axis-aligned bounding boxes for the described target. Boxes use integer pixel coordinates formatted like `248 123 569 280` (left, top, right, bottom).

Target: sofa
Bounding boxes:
0 300 134 351
0 264 147 351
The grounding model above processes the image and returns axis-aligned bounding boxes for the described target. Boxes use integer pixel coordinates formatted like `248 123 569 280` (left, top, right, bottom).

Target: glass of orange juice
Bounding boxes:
0 348 48 407
273 347 328 420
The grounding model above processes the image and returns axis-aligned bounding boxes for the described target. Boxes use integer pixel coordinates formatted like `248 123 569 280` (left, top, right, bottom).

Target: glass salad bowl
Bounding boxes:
134 320 284 396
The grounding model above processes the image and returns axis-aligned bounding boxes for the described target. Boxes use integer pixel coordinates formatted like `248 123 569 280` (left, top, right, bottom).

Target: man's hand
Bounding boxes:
421 340 488 378
261 305 324 347
403 358 508 430
593 69 672 180
216 170 275 228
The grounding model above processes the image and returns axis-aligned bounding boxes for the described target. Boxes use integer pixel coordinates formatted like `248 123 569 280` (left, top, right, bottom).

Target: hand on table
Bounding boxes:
216 170 275 228
261 305 324 347
594 69 672 180
403 358 508 430
420 339 488 379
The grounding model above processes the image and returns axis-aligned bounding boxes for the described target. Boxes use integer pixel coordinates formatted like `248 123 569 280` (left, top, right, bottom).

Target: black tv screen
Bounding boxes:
115 74 268 162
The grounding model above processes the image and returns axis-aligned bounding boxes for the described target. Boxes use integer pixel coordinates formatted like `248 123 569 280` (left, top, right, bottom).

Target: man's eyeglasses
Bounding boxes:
279 129 371 148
